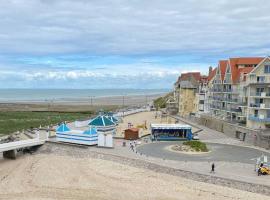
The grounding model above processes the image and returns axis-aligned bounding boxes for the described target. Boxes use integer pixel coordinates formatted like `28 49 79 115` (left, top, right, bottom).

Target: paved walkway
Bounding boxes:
82 138 270 187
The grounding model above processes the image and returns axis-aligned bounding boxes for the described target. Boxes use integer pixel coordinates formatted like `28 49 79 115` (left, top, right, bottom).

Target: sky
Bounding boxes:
0 0 270 89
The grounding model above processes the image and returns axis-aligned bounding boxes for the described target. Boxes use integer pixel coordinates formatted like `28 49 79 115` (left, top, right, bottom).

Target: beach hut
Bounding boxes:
56 123 98 145
88 115 115 147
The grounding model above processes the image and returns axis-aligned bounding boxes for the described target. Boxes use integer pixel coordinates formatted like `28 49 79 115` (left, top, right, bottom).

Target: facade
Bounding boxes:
178 80 198 117
207 56 270 130
174 72 208 117
246 57 270 129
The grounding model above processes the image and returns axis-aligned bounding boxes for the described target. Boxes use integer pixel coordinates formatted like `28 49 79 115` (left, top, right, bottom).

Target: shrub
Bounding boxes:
183 141 208 152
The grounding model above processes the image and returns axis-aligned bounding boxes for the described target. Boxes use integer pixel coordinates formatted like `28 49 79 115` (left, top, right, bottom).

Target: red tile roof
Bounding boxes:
238 67 254 82
228 57 264 83
219 60 228 81
180 72 201 81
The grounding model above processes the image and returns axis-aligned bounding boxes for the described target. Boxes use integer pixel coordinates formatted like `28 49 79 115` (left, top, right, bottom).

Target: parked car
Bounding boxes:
192 134 199 140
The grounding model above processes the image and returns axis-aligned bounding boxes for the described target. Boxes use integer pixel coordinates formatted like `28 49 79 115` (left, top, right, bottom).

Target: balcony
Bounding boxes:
225 98 238 103
230 108 242 113
250 92 270 97
210 105 222 109
248 115 270 122
249 103 270 109
212 96 223 101
223 88 232 92
211 89 223 92
249 76 270 84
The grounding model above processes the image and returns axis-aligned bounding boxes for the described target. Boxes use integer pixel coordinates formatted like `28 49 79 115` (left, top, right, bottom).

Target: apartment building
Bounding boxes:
174 72 207 117
208 57 270 129
246 57 270 129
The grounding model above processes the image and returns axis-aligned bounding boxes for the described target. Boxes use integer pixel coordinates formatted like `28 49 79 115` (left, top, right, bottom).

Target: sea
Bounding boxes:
0 89 169 102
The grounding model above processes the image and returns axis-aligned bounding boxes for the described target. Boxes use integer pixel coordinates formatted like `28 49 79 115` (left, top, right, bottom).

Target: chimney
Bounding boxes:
208 66 213 75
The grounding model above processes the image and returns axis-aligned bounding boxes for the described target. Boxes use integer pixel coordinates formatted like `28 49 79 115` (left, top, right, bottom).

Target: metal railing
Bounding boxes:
248 115 270 122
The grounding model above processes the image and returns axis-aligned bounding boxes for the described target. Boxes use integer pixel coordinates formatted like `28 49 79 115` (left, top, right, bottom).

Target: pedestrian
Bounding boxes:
131 143 134 152
211 163 215 173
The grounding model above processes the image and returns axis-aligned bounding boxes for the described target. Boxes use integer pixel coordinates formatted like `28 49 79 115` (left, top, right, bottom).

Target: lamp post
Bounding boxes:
122 95 125 117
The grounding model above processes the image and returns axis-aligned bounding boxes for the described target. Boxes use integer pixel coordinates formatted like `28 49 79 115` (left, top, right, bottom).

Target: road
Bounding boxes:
137 141 270 164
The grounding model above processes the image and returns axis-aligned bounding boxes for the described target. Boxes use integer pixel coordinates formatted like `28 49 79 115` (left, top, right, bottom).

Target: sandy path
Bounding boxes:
0 154 267 200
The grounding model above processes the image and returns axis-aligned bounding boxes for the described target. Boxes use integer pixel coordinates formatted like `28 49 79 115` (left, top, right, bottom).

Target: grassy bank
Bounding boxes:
0 111 93 136
153 92 173 109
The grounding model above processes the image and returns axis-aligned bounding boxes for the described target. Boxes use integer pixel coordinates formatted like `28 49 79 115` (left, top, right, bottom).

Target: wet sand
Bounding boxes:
0 94 162 112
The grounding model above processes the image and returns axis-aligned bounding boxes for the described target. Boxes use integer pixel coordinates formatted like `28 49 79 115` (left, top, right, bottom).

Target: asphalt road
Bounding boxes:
137 141 270 164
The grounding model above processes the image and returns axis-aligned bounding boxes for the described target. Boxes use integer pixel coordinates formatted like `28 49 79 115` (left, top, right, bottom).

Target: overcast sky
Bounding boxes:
0 0 269 89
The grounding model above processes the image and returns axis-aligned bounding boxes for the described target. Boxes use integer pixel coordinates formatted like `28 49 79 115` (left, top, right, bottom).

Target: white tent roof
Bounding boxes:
151 124 191 129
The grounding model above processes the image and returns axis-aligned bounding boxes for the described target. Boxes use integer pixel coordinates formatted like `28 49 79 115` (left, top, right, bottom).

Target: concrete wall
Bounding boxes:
189 114 270 149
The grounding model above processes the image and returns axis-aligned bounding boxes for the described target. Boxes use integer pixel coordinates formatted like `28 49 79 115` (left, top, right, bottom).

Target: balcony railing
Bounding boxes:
212 97 223 101
211 89 223 92
248 115 270 122
249 76 270 84
249 103 270 109
250 92 270 97
225 98 239 103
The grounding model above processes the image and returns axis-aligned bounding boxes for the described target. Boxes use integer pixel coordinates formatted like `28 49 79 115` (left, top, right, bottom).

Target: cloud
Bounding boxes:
0 0 269 88
0 0 269 56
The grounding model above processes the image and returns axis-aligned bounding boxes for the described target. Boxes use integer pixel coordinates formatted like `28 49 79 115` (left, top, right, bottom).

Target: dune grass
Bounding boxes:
0 111 93 136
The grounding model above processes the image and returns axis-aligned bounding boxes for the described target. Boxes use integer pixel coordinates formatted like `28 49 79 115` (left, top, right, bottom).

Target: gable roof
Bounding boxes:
219 60 228 81
228 57 264 83
207 67 217 81
250 56 270 74
88 115 115 127
56 123 71 132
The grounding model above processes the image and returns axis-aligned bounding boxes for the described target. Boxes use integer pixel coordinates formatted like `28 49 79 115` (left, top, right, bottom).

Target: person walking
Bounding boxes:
211 163 215 173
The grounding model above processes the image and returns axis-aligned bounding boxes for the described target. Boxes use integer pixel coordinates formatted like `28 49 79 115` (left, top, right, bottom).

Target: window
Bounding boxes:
254 110 258 117
267 110 270 118
257 76 265 83
264 65 270 73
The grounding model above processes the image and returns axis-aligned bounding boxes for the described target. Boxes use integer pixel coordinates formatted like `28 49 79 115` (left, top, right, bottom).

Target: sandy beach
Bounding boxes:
0 152 267 200
0 94 162 112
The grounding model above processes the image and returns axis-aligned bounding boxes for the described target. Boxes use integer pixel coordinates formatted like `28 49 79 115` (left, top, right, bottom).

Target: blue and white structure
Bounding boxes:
88 115 116 134
88 115 116 148
151 124 193 141
56 123 98 145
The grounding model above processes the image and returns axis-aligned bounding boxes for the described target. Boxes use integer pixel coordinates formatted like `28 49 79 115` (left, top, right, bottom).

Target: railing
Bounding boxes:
211 89 223 92
249 103 260 108
225 98 238 103
210 105 222 109
248 115 270 122
212 97 223 101
250 92 270 97
249 103 270 109
230 108 242 112
249 76 270 84
223 88 232 92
